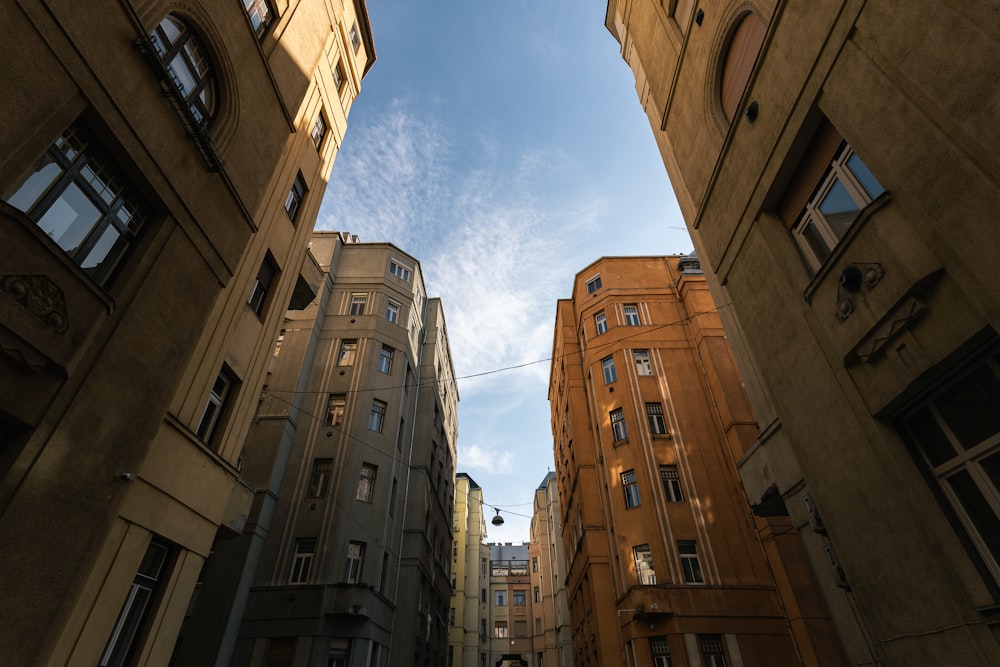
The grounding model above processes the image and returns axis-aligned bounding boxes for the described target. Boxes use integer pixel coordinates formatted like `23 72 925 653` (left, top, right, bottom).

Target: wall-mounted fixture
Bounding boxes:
695 9 704 26
744 101 759 122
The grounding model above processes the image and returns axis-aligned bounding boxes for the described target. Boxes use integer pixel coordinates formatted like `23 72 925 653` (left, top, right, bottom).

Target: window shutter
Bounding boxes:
721 13 767 121
778 121 844 228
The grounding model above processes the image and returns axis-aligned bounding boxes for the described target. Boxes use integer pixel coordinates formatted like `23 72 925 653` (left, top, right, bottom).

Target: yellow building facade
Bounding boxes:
450 473 491 667
0 2 372 665
606 1 1000 664
529 472 573 667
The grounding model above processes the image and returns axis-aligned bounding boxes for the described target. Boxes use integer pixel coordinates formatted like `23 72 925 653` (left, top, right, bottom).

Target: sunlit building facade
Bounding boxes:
449 473 491 667
529 472 573 667
0 1 372 664
606 1 1000 664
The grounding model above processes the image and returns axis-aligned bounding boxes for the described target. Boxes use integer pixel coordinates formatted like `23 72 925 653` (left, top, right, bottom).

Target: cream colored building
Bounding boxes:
0 2 372 665
606 1 1000 664
449 473 492 667
529 473 573 667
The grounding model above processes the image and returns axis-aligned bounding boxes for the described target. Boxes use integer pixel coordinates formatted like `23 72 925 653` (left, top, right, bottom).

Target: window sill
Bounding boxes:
612 438 630 448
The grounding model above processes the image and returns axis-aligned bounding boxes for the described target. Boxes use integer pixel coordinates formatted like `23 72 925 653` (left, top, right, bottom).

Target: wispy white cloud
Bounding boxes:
458 443 515 474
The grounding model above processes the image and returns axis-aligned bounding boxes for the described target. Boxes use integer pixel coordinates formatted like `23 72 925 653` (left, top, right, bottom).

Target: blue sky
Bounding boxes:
318 0 690 541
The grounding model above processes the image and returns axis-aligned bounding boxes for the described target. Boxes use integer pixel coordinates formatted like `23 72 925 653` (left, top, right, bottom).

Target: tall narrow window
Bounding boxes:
307 459 332 497
311 112 327 150
623 304 641 326
386 300 400 323
679 540 704 583
368 400 386 432
377 345 393 374
99 539 171 667
634 350 653 376
269 329 284 373
345 541 365 583
325 394 346 426
699 634 727 667
646 403 668 436
610 408 628 442
284 173 306 222
149 16 216 126
660 465 684 502
350 22 361 51
633 544 656 585
621 470 641 508
349 293 367 315
494 590 507 606
651 636 673 667
242 0 274 39
585 275 602 294
337 339 357 366
248 255 278 316
289 538 315 584
3 123 149 287
333 61 346 92
533 586 540 603
356 463 377 501
602 356 617 384
594 311 608 335
196 368 234 443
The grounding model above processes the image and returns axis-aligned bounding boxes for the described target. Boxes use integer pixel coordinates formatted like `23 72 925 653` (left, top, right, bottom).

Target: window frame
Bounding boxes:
622 469 641 509
311 111 328 150
594 311 608 335
149 15 216 127
337 339 357 366
601 355 617 384
660 465 684 502
651 636 673 667
389 259 411 282
284 173 307 223
623 304 641 326
679 540 705 584
242 0 275 40
356 463 377 502
349 293 367 315
633 544 656 585
513 589 526 606
585 274 602 294
288 538 315 584
196 367 235 444
610 408 628 442
248 254 278 316
307 458 333 497
368 399 386 432
345 541 365 583
493 621 508 639
325 394 346 426
634 350 653 376
494 590 507 607
646 402 668 436
377 345 393 374
699 634 727 667
385 300 400 324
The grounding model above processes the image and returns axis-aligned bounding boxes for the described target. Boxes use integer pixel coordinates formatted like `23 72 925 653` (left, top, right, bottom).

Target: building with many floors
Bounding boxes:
449 473 492 667
529 472 573 667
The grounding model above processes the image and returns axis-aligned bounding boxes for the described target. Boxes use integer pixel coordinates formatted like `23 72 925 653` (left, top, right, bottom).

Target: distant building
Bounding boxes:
549 256 844 667
449 473 491 667
0 2 372 664
177 232 458 666
529 473 573 667
605 1 1000 664
487 543 535 667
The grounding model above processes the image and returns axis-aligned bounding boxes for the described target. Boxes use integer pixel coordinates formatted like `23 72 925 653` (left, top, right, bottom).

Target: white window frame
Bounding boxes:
623 304 640 326
289 538 315 584
646 402 668 435
634 350 653 376
386 300 400 323
651 636 672 667
585 274 601 294
389 259 411 282
196 369 233 443
377 345 393 374
345 541 365 583
99 539 169 667
337 339 357 366
601 355 617 384
350 293 367 315
594 311 608 335
494 622 508 639
621 469 641 509
494 590 506 606
611 408 628 442
325 394 346 426
660 465 684 502
633 544 656 585
368 400 386 432
311 111 327 150
679 540 704 583
699 634 726 667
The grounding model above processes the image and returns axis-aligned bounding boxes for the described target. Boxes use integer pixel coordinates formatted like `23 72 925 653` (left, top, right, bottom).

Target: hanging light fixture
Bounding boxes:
491 508 504 526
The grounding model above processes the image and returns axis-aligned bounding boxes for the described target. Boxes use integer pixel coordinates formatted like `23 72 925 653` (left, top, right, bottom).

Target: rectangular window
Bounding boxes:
533 586 540 603
248 255 278 316
386 300 400 323
513 590 526 606
350 293 367 315
337 339 357 366
307 458 332 497
585 275 602 294
594 311 608 335
622 469 641 509
389 260 411 282
514 621 527 638
3 123 149 287
333 61 345 92
368 400 386 432
289 538 315 584
196 368 234 444
356 463 376 502
481 588 487 603
494 590 506 606
345 541 365 583
311 112 327 150
350 22 361 51
98 538 170 667
449 608 456 626
699 634 726 667
242 0 274 39
494 621 508 638
660 465 684 502
377 345 393 374
325 394 346 426
601 356 617 384
532 557 538 572
634 350 653 375
610 408 628 442
285 173 307 222
633 544 656 585
679 540 705 583
647 403 668 435
328 640 349 667
269 329 284 373
651 636 673 667
624 304 640 326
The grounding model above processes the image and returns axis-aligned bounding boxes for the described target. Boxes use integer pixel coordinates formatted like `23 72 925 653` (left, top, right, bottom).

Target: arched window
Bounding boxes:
719 12 766 122
150 15 216 126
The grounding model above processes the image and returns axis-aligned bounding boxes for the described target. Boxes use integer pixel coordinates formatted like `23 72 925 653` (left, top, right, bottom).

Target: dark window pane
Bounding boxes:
904 407 958 466
800 219 831 264
935 366 1000 449
979 451 1000 494
80 224 127 283
947 469 1000 565
5 154 63 212
818 178 860 240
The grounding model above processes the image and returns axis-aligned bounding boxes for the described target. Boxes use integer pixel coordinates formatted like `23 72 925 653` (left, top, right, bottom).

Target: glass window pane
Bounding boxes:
847 153 884 199
100 584 153 667
37 183 102 253
80 224 128 284
934 366 1000 449
799 218 831 265
903 407 958 466
947 469 1000 565
818 178 860 240
4 154 64 212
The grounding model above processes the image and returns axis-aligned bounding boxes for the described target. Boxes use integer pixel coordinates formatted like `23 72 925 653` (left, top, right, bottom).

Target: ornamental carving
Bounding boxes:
1 274 69 334
836 262 884 322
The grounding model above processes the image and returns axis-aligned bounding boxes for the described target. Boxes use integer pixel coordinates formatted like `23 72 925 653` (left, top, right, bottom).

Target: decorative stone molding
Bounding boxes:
836 262 884 321
847 297 927 365
1 274 69 334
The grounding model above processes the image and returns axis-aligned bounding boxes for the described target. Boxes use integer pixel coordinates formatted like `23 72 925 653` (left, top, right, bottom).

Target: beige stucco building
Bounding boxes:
605 1 1000 665
0 2 372 665
529 472 573 667
449 473 492 667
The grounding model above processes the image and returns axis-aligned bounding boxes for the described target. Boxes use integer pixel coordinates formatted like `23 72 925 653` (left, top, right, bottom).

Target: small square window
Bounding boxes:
311 112 327 150
285 173 307 222
349 293 367 315
586 275 602 294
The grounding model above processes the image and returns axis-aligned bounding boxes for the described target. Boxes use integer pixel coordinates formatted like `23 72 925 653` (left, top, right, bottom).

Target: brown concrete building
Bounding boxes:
529 472 573 667
187 232 457 667
549 256 844 667
605 1 1000 664
0 2 372 665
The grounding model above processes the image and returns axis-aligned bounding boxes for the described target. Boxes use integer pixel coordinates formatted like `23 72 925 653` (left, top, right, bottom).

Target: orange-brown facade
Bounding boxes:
549 256 844 667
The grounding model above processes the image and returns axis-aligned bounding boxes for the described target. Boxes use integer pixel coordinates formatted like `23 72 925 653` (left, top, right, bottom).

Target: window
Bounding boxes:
328 640 349 667
333 61 345 92
611 408 628 442
325 394 346 426
288 538 315 583
586 274 602 294
98 538 170 667
651 636 673 667
285 173 307 222
898 350 1000 585
248 255 278 316
386 300 400 323
368 400 386 432
719 11 766 122
345 541 365 583
601 356 617 384
624 304 640 326
390 478 398 516
266 637 294 667
311 112 327 150
514 621 528 638
269 329 284 373
633 544 656 585
699 634 726 667
389 260 411 282
196 368 234 443
532 556 538 572
594 311 608 335
242 0 274 39
634 350 653 376
377 345 393 374
350 293 367 315
660 465 684 502
449 608 456 626
350 22 361 52
481 588 487 603
494 622 508 639
533 586 540 603
337 339 357 366
494 590 506 606
3 123 149 287
679 540 704 583
150 16 216 126
647 403 668 436
356 463 376 502
307 459 332 497
513 590 526 606
622 470 641 509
